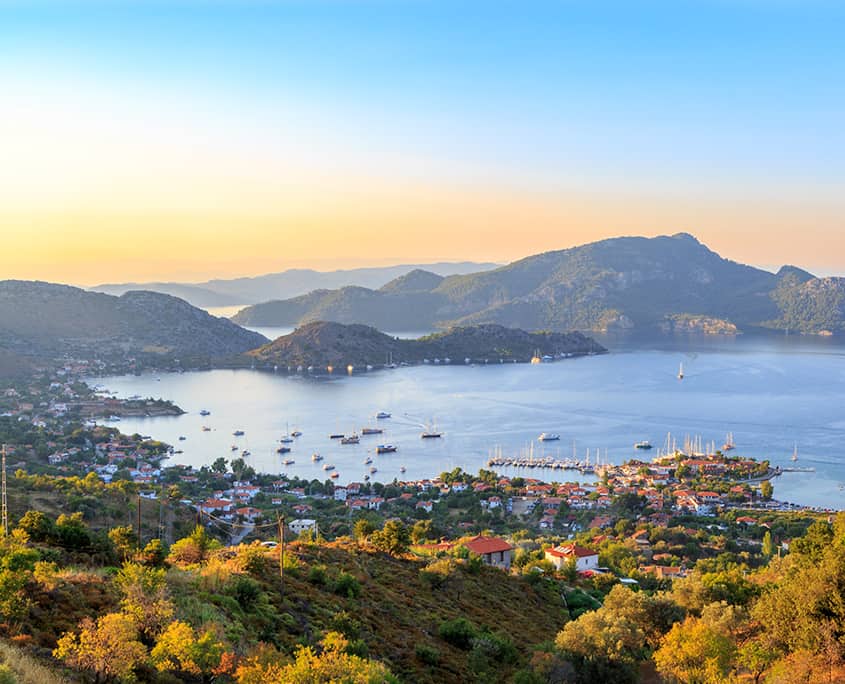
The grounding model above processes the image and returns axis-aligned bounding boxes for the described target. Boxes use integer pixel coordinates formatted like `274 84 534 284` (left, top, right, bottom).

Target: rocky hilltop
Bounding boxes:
233 233 845 336
248 321 605 369
0 281 268 364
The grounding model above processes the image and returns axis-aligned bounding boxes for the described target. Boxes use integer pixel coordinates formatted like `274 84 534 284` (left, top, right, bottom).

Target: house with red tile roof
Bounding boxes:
463 535 513 569
545 544 599 572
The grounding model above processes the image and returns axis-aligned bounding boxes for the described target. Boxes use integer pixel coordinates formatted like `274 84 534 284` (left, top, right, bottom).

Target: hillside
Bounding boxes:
247 321 605 368
233 233 845 335
94 261 497 309
0 281 267 363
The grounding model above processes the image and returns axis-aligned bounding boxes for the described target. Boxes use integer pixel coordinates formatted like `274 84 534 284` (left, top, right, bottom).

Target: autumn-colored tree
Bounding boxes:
108 526 137 561
234 632 398 684
653 614 736 684
150 620 226 680
115 563 174 639
54 612 147 683
654 603 746 684
167 525 221 566
555 585 680 684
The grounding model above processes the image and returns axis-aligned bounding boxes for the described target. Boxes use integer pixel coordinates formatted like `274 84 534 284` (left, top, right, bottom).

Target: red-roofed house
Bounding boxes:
463 535 513 569
545 544 599 572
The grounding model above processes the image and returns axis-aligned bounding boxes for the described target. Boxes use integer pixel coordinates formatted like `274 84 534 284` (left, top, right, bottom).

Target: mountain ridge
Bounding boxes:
0 280 268 364
232 233 845 335
92 261 498 309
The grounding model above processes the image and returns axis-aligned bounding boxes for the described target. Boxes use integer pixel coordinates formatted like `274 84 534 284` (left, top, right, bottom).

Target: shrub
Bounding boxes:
226 575 262 610
307 564 328 586
415 643 441 666
333 571 361 599
420 558 458 589
439 617 478 650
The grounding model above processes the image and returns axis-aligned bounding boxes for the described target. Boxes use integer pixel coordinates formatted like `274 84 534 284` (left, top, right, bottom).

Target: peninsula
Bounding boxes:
247 321 606 369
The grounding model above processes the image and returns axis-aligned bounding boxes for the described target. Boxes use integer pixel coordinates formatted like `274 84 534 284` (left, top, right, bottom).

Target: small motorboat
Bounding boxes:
377 445 398 454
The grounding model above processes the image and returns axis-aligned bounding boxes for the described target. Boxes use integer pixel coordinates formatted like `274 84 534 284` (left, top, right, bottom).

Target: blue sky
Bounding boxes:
2 1 844 282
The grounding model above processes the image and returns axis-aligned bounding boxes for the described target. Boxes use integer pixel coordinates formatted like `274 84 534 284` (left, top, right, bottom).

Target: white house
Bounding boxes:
289 519 317 535
545 544 599 572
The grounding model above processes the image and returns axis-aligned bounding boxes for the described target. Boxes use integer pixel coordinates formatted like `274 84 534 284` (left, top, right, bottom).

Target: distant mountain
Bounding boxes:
93 262 498 309
0 281 267 363
232 233 845 335
248 321 605 368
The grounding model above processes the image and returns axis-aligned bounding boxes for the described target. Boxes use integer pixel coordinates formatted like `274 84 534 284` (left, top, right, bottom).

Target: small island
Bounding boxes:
247 321 607 370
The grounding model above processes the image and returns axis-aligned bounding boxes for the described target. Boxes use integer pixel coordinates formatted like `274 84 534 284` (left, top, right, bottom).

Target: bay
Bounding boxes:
89 332 845 510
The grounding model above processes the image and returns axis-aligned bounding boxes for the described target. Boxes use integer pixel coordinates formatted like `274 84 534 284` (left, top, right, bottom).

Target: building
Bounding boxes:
545 544 599 572
289 519 317 535
463 535 513 569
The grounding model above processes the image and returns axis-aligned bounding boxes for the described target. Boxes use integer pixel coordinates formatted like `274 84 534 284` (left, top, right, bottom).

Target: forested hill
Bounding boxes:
247 321 606 368
0 280 267 364
232 233 845 335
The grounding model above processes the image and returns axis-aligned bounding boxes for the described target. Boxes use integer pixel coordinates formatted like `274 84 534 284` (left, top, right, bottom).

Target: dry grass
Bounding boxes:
0 640 73 684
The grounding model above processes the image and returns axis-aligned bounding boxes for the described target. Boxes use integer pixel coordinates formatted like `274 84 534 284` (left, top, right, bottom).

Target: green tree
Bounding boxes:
760 480 773 501
353 518 375 542
370 520 410 556
411 519 435 544
15 510 53 542
211 457 228 474
762 531 774 558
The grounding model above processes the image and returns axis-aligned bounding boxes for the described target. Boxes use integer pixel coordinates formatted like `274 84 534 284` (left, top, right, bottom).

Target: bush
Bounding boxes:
415 643 441 665
419 558 458 589
307 564 328 586
226 575 263 609
333 571 361 599
439 617 478 650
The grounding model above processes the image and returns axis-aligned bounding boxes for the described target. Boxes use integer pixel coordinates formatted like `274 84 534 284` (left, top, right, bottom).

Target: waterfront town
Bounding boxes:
0 356 823 591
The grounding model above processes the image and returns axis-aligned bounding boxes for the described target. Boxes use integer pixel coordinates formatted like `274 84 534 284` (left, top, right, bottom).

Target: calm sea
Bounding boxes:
90 331 845 510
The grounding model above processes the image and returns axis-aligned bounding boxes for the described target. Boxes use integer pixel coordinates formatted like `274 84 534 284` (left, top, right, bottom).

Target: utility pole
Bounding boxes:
1 444 7 538
278 515 286 598
137 495 142 549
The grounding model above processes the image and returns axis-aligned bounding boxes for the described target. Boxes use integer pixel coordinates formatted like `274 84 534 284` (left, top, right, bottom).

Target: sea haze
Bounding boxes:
90 333 845 510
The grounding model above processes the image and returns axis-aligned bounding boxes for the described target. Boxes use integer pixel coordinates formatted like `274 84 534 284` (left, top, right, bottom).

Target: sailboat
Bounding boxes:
677 362 684 380
792 443 798 462
722 432 735 451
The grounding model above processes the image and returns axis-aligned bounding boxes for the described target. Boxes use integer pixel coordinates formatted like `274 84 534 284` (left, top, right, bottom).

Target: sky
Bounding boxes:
1 0 844 285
